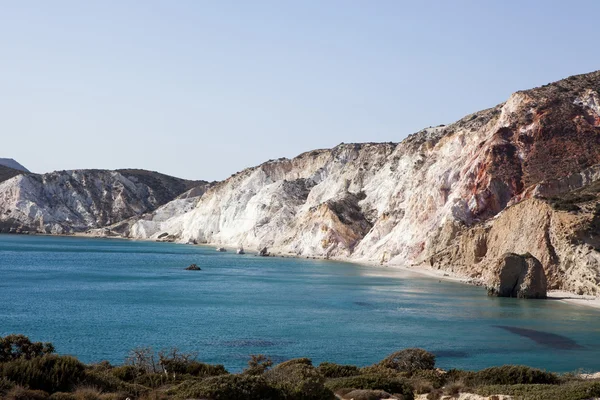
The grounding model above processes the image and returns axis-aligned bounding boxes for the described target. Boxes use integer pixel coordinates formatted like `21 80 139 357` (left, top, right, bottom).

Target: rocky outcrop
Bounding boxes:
185 264 201 271
0 169 206 234
123 70 600 295
486 253 547 298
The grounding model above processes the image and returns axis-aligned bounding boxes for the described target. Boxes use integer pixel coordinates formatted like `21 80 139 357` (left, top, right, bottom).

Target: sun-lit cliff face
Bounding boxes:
124 71 600 294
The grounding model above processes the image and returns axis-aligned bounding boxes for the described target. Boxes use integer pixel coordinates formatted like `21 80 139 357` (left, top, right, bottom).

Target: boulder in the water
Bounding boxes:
185 264 201 271
486 253 547 299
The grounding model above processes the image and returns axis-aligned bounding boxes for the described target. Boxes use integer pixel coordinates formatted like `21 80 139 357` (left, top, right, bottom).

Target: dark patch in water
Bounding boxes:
495 325 584 350
353 301 373 308
432 350 470 358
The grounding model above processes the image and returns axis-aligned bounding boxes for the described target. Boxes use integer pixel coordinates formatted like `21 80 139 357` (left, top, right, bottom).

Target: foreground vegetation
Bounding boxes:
1 335 599 400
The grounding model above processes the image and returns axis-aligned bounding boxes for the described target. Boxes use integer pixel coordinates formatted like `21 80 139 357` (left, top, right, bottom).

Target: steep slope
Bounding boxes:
0 169 206 234
126 70 600 294
93 181 214 238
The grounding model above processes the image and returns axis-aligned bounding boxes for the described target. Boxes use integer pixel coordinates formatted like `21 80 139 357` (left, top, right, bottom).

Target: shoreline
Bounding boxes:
391 263 600 310
5 231 600 310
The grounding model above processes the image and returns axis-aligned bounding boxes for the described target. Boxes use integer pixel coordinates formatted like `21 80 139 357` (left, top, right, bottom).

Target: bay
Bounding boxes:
1 234 599 372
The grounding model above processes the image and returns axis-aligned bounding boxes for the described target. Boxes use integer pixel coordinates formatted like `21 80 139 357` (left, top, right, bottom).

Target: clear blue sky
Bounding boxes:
2 1 599 181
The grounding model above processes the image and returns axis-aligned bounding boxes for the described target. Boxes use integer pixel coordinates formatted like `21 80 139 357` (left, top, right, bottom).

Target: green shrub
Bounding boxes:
317 362 360 378
325 375 414 400
169 374 282 400
475 381 600 400
181 361 228 377
0 334 55 362
465 365 560 386
133 372 171 388
265 361 334 400
409 369 445 389
443 369 469 383
443 381 465 396
0 354 85 393
245 354 273 375
110 365 140 382
0 377 16 395
378 349 435 373
359 364 400 378
274 358 313 369
87 361 112 373
5 386 50 400
80 370 150 397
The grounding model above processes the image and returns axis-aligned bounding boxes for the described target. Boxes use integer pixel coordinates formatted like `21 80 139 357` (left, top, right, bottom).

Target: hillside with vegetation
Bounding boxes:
1 335 599 400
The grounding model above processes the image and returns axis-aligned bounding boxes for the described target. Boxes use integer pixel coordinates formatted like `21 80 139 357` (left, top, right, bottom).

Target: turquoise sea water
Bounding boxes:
1 234 599 372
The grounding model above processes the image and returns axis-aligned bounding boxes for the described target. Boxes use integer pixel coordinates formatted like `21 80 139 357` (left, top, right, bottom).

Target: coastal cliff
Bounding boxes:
3 71 600 295
125 71 600 294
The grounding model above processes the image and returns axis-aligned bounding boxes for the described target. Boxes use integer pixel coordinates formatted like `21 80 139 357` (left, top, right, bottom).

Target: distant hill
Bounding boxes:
0 168 209 234
0 158 29 172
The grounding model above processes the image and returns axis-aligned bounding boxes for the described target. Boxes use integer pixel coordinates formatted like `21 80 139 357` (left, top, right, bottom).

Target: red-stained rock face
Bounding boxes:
465 74 600 222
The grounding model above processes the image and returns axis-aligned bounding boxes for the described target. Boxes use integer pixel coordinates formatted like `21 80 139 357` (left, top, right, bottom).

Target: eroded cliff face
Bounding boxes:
426 198 600 295
125 71 600 294
0 169 206 234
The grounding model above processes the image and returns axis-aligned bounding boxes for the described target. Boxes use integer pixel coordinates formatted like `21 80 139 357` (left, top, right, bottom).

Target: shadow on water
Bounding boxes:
353 301 374 308
432 350 470 358
495 325 584 350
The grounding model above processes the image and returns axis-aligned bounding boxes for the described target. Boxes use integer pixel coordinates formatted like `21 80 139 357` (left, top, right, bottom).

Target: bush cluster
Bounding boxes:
325 375 414 399
265 358 334 400
0 354 85 393
378 348 436 373
462 365 560 386
317 362 361 378
475 381 600 400
168 374 282 400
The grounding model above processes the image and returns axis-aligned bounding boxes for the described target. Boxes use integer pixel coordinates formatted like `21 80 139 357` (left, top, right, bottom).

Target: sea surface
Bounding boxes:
1 234 599 372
